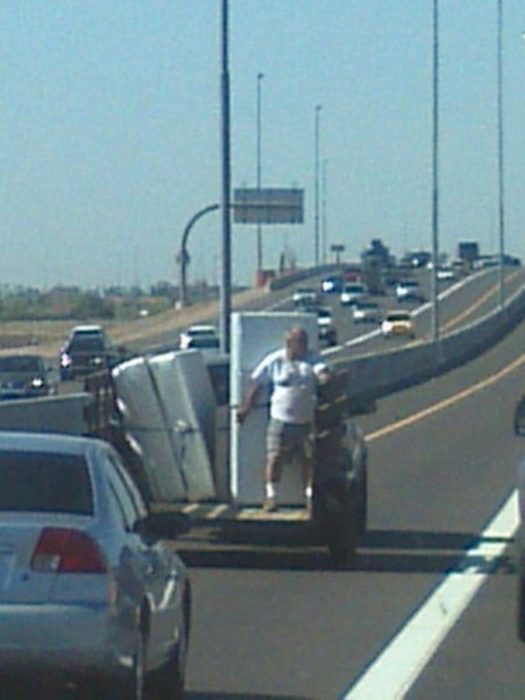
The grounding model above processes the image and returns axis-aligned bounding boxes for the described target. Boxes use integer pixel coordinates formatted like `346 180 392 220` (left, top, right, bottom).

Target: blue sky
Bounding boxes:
1 0 524 289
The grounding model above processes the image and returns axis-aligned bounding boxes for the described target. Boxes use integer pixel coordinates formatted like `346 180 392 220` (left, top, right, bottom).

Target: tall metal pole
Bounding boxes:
322 158 328 264
220 0 232 354
314 105 322 267
497 0 506 308
431 0 440 342
256 72 264 274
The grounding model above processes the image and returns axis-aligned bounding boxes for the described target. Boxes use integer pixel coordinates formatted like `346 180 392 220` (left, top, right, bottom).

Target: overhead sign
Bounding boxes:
233 188 304 225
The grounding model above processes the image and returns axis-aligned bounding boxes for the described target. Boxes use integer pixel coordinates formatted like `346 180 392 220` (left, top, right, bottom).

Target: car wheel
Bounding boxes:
518 553 525 642
108 632 146 700
514 397 525 436
147 601 189 700
147 646 185 700
356 470 368 539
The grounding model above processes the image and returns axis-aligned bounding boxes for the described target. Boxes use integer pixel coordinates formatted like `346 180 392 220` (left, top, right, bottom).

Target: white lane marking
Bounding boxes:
342 491 519 700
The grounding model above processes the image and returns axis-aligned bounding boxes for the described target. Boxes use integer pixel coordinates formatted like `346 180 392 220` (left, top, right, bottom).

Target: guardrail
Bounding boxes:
266 263 340 291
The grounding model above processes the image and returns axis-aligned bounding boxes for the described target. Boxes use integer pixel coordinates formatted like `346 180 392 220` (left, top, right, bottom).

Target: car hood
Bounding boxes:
0 371 45 384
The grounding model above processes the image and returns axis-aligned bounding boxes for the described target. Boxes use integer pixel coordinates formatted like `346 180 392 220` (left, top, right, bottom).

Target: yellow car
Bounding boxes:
381 310 415 339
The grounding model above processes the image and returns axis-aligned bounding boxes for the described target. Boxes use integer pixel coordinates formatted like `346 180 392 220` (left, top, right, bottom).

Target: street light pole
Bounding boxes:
497 0 506 308
220 0 232 354
431 0 440 343
256 72 264 274
322 158 328 264
314 105 322 266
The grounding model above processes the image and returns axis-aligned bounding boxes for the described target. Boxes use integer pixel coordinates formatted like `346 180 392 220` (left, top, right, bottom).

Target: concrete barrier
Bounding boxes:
267 264 340 291
0 393 91 435
335 282 525 401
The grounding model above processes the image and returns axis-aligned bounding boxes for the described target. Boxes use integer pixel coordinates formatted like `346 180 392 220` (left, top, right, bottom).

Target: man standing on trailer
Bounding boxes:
237 325 330 512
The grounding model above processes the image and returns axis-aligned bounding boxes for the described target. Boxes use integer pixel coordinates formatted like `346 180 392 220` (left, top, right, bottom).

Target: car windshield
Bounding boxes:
69 336 105 350
188 327 217 337
317 309 331 319
387 313 411 322
0 451 93 514
188 336 220 349
0 357 43 373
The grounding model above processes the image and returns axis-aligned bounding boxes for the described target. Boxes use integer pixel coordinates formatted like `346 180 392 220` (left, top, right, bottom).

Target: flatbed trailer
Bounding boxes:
84 365 370 565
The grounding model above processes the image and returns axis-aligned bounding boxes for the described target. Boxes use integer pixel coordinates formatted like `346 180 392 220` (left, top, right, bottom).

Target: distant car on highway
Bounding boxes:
0 354 55 400
60 325 116 381
352 300 382 324
340 282 368 306
395 279 424 303
179 324 219 350
0 431 191 698
315 306 338 347
292 287 319 307
320 275 343 294
436 266 455 281
185 334 221 356
381 310 415 339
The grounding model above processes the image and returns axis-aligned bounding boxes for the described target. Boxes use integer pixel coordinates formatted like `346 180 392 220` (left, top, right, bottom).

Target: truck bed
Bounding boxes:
152 501 311 524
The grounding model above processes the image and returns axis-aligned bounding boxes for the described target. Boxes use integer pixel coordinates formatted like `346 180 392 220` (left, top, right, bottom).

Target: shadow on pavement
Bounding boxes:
177 528 516 575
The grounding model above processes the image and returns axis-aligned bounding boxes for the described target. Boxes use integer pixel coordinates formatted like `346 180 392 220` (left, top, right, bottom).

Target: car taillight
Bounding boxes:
31 527 107 574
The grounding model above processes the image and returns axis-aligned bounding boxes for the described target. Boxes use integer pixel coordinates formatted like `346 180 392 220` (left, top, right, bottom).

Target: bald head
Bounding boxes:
285 325 309 359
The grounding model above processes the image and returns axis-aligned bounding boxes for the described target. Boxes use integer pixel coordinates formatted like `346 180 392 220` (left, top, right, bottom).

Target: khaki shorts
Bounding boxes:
266 419 314 463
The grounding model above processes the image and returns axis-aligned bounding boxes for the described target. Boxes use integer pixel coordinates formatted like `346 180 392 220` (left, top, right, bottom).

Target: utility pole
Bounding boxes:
497 0 506 308
220 0 232 354
314 105 322 266
431 0 440 342
256 72 264 274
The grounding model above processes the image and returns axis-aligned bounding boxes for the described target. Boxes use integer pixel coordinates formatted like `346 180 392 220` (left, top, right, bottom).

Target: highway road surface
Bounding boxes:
177 307 525 699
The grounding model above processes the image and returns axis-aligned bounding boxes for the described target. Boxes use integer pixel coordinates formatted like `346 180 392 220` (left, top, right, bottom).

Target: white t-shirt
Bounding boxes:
251 348 327 424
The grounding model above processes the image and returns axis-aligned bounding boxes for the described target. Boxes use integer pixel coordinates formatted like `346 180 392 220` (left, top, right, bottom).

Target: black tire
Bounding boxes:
517 554 525 642
315 482 359 567
147 647 185 700
147 600 189 700
99 632 145 700
356 472 368 539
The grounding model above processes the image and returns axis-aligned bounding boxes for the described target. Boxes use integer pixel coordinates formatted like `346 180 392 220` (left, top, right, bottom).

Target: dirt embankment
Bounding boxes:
0 287 267 359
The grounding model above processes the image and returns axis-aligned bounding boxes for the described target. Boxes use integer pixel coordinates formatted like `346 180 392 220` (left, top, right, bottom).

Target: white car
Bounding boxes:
436 267 455 281
381 310 415 339
340 283 368 306
395 279 424 302
315 307 337 346
352 301 382 324
179 324 219 350
292 287 319 307
0 431 191 698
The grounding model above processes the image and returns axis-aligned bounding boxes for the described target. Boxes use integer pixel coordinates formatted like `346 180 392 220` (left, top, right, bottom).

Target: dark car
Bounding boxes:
320 275 343 294
0 355 55 400
60 325 118 381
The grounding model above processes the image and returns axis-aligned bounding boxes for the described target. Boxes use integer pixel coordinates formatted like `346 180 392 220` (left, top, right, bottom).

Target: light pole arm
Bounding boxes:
178 203 220 307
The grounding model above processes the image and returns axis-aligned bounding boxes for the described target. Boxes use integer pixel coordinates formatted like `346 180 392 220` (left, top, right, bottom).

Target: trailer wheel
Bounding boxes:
356 471 368 539
517 550 525 642
314 479 360 567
